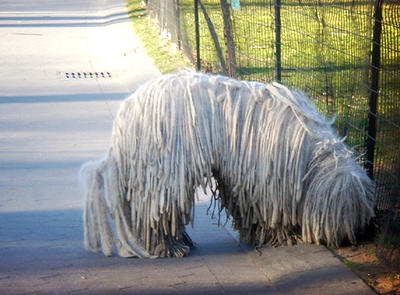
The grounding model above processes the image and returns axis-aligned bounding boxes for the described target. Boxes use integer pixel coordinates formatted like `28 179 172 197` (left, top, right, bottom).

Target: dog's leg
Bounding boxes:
150 222 195 258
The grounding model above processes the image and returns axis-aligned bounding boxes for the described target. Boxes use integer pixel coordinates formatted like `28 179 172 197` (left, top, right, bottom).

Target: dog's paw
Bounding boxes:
152 232 195 258
153 240 190 258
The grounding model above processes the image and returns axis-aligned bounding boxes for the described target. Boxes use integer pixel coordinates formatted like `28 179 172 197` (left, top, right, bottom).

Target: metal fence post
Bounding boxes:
366 0 383 179
275 0 282 83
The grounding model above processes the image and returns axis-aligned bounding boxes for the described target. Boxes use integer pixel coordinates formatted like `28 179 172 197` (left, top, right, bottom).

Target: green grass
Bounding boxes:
126 0 191 73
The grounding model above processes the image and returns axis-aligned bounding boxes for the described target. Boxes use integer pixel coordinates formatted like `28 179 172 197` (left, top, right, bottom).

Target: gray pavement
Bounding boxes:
0 1 376 294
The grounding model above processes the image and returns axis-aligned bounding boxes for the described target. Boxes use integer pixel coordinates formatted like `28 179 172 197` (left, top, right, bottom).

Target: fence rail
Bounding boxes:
146 0 400 268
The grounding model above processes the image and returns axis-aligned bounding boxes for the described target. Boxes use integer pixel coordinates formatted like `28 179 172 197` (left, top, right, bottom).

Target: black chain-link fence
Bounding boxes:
146 0 400 269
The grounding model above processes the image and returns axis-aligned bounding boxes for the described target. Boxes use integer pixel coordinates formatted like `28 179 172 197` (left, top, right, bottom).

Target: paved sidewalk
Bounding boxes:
0 1 375 294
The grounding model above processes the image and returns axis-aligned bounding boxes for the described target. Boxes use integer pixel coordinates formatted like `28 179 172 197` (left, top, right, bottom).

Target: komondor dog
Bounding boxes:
80 71 375 258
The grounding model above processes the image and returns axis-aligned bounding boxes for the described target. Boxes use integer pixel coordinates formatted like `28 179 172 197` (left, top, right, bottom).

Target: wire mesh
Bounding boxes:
373 0 400 269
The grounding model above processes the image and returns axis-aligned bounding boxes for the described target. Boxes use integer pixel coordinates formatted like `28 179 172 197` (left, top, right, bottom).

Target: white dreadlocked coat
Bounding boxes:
81 72 375 258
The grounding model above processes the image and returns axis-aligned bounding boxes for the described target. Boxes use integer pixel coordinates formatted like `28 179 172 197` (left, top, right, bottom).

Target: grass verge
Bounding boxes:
125 0 191 73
